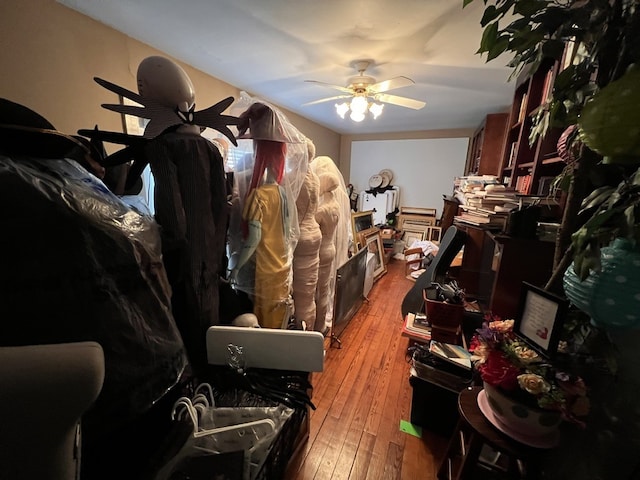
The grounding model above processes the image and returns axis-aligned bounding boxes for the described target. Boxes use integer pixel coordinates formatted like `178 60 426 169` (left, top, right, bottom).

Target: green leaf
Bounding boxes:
478 22 499 55
487 35 510 61
580 186 615 212
541 39 567 60
481 6 500 26
463 0 475 7
513 0 547 17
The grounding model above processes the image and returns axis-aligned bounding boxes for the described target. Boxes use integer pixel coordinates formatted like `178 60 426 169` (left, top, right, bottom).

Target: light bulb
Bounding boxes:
370 102 384 119
350 96 368 115
350 110 365 122
335 102 349 119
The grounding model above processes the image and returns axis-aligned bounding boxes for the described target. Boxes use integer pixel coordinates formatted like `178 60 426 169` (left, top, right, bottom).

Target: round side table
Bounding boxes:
437 386 551 479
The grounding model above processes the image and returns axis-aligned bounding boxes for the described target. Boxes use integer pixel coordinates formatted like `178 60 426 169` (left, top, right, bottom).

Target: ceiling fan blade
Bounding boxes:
375 93 426 110
302 95 352 106
369 76 415 94
305 80 353 94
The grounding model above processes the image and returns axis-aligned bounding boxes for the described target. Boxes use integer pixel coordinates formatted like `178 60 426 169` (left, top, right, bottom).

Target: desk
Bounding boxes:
437 387 549 480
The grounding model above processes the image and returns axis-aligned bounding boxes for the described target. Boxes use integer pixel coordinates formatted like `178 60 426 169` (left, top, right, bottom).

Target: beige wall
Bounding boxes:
0 0 341 159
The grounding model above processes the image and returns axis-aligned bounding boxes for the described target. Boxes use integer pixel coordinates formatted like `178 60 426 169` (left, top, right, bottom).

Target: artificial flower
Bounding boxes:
471 312 590 426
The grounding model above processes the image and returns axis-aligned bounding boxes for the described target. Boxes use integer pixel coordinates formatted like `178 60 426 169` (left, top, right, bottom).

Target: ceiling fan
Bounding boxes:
303 60 426 121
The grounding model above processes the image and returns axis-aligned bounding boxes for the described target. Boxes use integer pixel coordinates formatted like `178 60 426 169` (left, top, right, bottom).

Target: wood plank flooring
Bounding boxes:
286 259 449 480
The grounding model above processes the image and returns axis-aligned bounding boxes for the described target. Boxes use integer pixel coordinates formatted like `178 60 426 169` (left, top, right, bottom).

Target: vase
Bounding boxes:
563 238 640 328
478 382 561 448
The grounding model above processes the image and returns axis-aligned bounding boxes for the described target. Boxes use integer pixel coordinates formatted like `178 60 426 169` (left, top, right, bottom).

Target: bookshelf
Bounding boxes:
500 58 565 196
465 112 509 176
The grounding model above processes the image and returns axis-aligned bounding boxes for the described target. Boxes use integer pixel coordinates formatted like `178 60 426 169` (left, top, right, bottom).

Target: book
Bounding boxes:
429 341 472 370
402 313 431 342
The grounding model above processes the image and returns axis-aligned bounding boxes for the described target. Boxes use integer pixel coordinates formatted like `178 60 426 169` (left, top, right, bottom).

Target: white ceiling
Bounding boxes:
58 0 516 136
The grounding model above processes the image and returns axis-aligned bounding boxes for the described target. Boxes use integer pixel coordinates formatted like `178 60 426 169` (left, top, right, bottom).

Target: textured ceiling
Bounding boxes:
58 0 516 135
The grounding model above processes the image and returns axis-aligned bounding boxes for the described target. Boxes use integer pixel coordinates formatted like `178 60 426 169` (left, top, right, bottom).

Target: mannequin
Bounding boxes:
292 138 321 329
311 156 351 332
231 139 291 328
314 171 341 334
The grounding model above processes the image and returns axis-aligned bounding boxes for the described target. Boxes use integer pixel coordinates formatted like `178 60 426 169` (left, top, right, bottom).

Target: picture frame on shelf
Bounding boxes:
351 210 374 244
363 229 387 280
514 282 568 358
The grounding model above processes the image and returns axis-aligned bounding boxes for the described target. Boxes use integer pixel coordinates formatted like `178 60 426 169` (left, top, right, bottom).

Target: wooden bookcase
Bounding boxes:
465 112 509 176
500 59 565 196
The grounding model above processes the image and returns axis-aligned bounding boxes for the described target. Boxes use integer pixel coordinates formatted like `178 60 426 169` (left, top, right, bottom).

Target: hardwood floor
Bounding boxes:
286 259 449 480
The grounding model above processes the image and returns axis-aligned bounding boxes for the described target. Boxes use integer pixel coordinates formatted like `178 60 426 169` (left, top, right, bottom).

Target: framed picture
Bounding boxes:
356 226 379 250
422 226 442 243
403 226 426 248
515 282 568 358
119 95 147 135
351 210 374 243
364 229 387 280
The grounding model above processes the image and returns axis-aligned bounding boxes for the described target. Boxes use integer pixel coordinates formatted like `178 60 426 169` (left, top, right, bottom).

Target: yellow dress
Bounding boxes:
243 184 290 328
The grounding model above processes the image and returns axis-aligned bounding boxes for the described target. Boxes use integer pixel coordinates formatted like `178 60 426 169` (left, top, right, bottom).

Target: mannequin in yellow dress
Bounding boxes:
231 139 291 328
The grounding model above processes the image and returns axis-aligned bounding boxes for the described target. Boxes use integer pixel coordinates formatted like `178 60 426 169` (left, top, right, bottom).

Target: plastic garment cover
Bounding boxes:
226 93 309 327
0 155 187 434
310 156 352 329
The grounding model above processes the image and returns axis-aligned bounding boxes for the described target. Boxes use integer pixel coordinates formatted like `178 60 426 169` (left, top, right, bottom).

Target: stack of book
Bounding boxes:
455 185 519 229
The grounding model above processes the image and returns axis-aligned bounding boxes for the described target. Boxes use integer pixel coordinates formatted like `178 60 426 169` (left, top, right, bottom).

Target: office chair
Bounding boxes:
401 225 467 318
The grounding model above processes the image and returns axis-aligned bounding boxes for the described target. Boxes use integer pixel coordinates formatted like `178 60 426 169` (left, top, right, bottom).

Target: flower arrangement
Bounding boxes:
469 313 590 426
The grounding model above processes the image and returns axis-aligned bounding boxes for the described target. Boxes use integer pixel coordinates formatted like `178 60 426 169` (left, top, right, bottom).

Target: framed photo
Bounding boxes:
403 226 426 248
351 210 374 243
119 95 147 135
515 282 568 358
422 226 442 243
356 226 379 250
363 229 387 280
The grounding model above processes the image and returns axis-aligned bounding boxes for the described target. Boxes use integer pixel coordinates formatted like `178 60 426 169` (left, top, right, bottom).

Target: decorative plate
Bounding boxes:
368 174 383 189
379 169 393 183
379 171 391 188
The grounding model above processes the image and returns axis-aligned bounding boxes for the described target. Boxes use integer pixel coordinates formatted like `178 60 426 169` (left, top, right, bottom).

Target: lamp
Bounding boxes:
335 96 384 122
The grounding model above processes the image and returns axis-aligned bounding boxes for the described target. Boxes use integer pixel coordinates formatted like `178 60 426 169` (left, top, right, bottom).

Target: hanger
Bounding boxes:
170 395 276 440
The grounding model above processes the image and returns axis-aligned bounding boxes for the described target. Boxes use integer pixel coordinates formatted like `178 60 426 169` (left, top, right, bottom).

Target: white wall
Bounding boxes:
350 138 468 216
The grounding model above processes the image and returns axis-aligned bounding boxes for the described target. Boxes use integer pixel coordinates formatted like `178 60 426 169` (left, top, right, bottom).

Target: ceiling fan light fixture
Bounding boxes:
349 110 366 122
335 102 349 119
370 102 384 119
350 95 368 115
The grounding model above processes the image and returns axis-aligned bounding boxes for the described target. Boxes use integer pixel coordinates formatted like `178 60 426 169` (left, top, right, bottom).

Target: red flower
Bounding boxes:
478 350 520 391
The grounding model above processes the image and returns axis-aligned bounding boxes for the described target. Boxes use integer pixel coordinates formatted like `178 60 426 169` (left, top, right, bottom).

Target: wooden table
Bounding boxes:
437 387 549 479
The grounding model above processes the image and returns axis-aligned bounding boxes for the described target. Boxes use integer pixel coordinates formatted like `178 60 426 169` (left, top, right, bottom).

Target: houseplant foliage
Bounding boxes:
464 0 640 477
464 0 640 291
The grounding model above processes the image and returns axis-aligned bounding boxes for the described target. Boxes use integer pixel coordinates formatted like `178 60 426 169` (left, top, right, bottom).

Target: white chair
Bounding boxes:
0 341 105 480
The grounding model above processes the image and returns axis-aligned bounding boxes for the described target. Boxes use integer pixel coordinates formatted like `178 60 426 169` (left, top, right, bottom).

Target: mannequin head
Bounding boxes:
137 56 196 114
306 137 316 163
318 172 339 195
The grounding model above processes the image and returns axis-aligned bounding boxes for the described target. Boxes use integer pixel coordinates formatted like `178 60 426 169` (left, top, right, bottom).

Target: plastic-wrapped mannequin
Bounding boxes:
292 139 321 329
311 156 352 331
315 171 341 333
231 139 291 328
227 95 308 328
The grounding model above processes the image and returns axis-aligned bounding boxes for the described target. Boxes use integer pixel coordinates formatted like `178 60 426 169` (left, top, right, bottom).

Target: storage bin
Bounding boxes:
423 296 464 329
